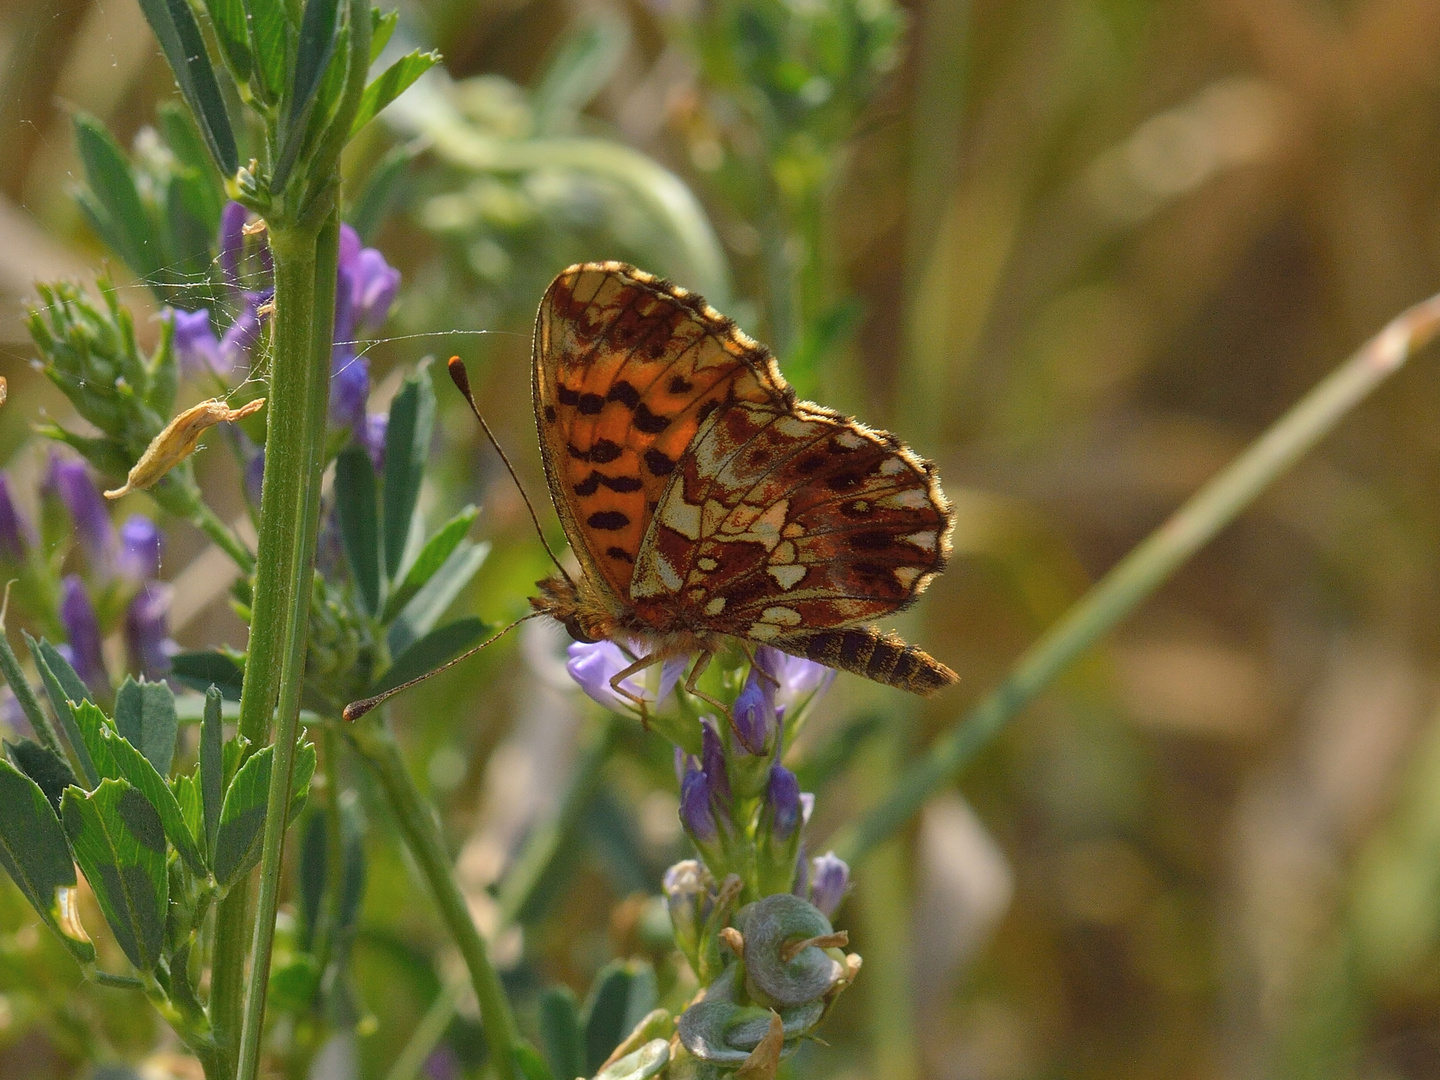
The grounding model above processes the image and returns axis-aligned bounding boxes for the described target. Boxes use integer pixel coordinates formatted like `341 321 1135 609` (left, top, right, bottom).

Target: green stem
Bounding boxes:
152 476 255 572
833 291 1440 865
347 718 520 1080
232 209 342 1080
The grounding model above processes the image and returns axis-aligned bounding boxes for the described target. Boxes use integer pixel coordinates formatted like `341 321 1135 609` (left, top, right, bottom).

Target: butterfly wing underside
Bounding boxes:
533 263 790 605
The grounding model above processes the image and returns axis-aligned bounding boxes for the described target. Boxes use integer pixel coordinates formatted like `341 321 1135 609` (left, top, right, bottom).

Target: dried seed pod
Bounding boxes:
104 397 265 498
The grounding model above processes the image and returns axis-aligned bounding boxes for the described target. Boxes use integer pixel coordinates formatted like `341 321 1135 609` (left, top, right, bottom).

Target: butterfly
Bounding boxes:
510 261 956 709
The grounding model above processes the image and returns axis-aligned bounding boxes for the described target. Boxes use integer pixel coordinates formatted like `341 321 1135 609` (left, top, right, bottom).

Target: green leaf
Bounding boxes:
335 445 383 615
350 49 439 136
206 0 253 83
73 114 161 280
212 740 316 888
171 650 245 700
593 1040 668 1080
62 778 168 971
272 0 341 189
346 139 416 242
70 701 205 876
387 540 489 656
134 0 239 175
539 986 586 1080
373 617 488 697
584 961 659 1074
6 739 78 812
297 798 365 952
174 772 203 859
370 7 398 60
201 687 223 857
114 677 179 776
157 103 224 229
0 626 63 757
246 0 294 104
516 1042 557 1080
26 634 97 787
0 760 93 964
382 505 477 622
382 360 436 579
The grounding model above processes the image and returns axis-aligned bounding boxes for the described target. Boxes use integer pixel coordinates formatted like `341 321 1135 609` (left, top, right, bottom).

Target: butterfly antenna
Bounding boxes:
446 356 574 586
343 611 543 721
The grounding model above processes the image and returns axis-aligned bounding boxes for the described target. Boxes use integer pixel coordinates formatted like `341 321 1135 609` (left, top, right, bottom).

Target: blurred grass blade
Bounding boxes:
0 624 64 756
583 961 658 1074
26 633 97 787
212 739 316 888
73 114 160 281
70 700 204 875
539 987 586 1080
373 616 489 696
516 1043 556 1080
201 687 223 857
350 50 439 137
381 505 478 623
62 778 168 971
135 0 238 175
335 445 383 615
157 103 224 229
531 16 630 135
206 0 253 83
382 360 437 579
0 759 93 963
114 677 179 776
347 141 417 243
386 540 489 656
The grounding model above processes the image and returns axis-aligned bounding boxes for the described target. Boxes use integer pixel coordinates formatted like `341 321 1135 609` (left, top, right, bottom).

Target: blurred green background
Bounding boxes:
5 0 1440 1078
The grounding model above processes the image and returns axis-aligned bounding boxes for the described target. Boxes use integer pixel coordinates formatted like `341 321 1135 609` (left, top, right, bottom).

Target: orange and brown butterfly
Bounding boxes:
495 260 957 707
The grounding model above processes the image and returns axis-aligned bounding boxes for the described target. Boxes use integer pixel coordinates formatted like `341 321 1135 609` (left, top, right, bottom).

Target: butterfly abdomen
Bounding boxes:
774 628 957 696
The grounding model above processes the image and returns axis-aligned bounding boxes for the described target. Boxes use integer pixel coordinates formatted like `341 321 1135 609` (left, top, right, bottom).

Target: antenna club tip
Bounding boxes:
342 699 374 722
447 356 471 393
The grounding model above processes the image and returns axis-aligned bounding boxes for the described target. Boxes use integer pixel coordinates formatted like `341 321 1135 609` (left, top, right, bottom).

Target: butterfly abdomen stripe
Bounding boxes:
778 629 956 696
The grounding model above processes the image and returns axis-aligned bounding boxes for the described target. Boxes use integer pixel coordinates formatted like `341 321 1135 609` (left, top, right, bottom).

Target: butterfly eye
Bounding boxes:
565 616 599 645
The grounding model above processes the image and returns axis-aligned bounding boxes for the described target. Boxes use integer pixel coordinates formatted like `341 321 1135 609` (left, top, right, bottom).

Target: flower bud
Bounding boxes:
756 645 835 711
329 350 370 431
219 201 248 286
126 584 177 682
169 308 222 373
48 454 114 575
116 515 162 581
564 640 685 714
0 473 32 564
363 414 388 472
700 718 731 806
732 668 778 756
662 859 713 963
679 764 719 843
764 765 802 841
59 575 107 695
807 852 850 918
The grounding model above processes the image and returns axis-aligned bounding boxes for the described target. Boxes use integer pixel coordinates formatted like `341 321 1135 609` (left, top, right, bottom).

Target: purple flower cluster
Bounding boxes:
167 204 400 463
565 640 688 715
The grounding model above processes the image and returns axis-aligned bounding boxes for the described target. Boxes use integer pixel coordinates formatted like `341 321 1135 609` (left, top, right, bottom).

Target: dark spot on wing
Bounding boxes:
578 393 605 415
557 384 580 406
850 530 893 551
697 400 720 424
826 471 863 491
644 449 676 476
633 403 669 434
795 454 826 474
605 546 634 563
669 375 694 394
589 439 622 463
587 510 630 530
607 381 641 408
543 405 557 423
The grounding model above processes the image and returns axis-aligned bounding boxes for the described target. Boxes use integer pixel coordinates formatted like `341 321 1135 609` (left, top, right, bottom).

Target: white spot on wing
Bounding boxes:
760 606 802 626
769 565 806 590
879 488 930 510
662 498 702 540
704 596 727 615
904 531 937 551
894 566 921 589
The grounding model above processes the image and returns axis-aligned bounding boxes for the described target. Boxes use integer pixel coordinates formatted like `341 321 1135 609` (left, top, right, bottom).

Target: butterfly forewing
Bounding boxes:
534 263 790 602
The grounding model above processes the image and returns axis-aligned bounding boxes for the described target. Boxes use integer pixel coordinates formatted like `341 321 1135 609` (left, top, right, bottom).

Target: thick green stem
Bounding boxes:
833 291 1440 865
347 718 520 1080
230 209 342 1080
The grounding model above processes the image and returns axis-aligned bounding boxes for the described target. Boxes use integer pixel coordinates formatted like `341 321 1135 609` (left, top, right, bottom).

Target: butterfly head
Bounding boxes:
531 571 621 645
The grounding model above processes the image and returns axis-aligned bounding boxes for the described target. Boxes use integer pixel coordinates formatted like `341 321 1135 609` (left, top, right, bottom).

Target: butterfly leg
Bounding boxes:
681 650 736 727
608 652 668 728
739 643 780 690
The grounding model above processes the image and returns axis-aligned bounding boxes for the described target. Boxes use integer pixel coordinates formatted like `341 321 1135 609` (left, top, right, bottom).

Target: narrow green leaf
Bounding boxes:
271 0 341 190
0 625 63 756
346 139 416 243
201 687 223 857
516 1042 557 1080
373 617 488 697
531 17 629 135
170 650 245 700
0 760 93 964
72 114 160 280
370 7 398 60
583 961 658 1074
114 677 179 776
335 445 382 615
62 778 168 971
174 772 203 859
135 0 239 175
539 986 586 1080
6 739 78 812
157 103 224 227
246 0 294 103
349 49 439 136
26 634 97 787
382 360 436 579
382 505 477 621
70 701 205 876
205 0 253 83
387 540 489 656
212 740 316 888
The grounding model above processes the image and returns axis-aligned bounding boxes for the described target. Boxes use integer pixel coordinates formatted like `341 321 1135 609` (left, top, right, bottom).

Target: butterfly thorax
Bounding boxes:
531 572 721 660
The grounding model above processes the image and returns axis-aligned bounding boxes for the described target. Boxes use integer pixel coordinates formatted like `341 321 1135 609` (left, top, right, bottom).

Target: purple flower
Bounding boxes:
218 289 270 372
244 445 265 508
0 473 32 564
354 248 401 329
219 201 248 286
732 668 779 756
565 640 687 713
117 515 162 581
362 413 388 472
700 718 731 806
329 349 370 432
59 575 107 695
47 454 114 576
126 584 177 682
421 1046 460 1080
0 687 32 739
763 765 802 841
170 308 222 372
679 763 718 843
807 852 850 917
756 645 835 709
